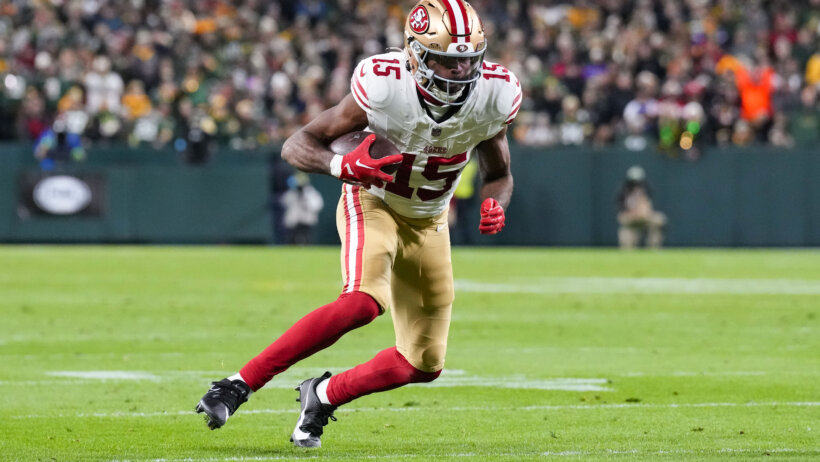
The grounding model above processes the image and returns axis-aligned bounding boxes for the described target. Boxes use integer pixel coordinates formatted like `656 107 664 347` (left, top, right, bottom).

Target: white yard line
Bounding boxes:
104 447 820 462
46 371 162 380
621 370 768 377
455 277 820 295
3 368 793 388
423 377 611 391
8 370 613 391
5 367 814 391
14 401 820 419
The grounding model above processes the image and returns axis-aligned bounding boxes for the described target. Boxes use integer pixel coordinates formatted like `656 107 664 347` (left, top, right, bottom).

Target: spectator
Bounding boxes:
708 76 742 145
806 52 820 87
532 77 566 122
789 85 820 147
592 70 635 145
622 71 660 151
768 112 795 148
16 86 49 140
122 80 152 121
33 119 86 171
0 0 817 152
515 112 558 147
128 101 174 148
269 153 293 245
657 80 685 155
617 165 666 249
54 85 90 136
557 94 592 145
731 119 756 146
281 173 324 245
83 55 123 116
717 55 776 141
179 106 216 165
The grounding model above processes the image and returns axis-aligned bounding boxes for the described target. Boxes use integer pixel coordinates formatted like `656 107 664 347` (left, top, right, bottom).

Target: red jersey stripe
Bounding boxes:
508 100 522 119
512 92 522 106
354 77 368 100
352 84 371 109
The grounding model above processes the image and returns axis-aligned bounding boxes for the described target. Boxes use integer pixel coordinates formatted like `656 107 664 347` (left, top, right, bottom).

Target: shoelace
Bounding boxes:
209 380 247 413
303 406 338 437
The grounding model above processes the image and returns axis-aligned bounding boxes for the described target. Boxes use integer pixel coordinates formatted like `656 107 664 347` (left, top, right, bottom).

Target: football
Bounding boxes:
329 131 401 174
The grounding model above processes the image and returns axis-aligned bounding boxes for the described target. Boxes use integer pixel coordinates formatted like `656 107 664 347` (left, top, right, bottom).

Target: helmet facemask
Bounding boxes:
407 39 484 106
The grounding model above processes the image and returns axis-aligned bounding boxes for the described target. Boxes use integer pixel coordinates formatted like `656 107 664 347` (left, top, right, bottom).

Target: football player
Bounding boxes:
196 0 521 447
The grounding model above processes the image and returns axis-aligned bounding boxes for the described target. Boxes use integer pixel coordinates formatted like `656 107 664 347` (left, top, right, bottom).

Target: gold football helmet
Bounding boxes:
404 0 487 105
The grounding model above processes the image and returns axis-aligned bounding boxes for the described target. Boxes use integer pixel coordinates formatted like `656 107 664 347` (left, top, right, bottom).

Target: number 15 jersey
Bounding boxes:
350 51 521 219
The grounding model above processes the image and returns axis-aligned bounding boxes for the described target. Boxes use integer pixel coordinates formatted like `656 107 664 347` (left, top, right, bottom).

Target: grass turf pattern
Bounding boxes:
0 246 818 461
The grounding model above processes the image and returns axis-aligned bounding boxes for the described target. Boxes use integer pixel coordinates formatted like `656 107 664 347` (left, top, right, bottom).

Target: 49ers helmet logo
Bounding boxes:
409 6 429 33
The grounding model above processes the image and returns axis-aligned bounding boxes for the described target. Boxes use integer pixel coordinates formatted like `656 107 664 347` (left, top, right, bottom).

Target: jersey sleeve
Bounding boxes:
350 54 398 114
350 60 372 112
476 61 523 138
480 61 523 131
503 71 523 125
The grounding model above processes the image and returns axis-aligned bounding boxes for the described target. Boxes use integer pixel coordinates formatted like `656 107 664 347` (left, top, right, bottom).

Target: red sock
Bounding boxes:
239 291 380 391
326 346 441 406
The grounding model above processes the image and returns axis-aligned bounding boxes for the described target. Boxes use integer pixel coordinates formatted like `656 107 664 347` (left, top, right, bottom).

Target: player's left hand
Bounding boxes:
479 198 505 235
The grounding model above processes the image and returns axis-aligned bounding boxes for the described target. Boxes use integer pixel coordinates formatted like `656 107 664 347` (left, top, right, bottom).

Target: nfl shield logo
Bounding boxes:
431 127 441 136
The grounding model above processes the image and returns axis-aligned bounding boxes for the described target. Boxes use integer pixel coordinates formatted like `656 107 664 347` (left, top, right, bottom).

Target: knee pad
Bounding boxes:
418 343 446 373
397 348 441 383
396 344 445 378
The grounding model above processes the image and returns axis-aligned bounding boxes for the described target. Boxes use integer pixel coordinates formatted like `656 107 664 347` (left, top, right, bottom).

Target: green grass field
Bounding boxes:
1 246 818 461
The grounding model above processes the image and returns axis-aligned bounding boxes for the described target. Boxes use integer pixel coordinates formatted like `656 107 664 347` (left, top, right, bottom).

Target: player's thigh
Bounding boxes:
336 185 398 310
391 218 453 372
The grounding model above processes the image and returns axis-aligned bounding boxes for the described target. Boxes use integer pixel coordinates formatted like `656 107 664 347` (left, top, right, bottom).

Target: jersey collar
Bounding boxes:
415 84 469 124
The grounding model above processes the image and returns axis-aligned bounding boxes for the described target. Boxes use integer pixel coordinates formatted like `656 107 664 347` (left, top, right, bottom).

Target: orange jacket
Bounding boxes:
734 66 775 121
716 55 774 121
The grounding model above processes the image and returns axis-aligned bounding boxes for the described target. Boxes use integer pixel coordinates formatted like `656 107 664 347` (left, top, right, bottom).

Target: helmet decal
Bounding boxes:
409 6 429 34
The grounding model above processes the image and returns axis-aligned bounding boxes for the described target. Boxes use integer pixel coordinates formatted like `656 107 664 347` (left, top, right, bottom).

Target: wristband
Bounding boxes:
329 155 343 178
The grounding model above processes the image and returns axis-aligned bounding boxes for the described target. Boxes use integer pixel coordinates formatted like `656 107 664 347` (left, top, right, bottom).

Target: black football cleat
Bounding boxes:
290 371 337 448
195 378 251 430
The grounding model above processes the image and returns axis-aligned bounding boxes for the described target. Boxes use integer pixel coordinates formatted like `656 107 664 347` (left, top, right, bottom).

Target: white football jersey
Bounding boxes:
350 51 521 218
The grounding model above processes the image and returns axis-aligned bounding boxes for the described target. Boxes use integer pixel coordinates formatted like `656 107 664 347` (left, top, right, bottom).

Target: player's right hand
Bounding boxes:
334 134 403 188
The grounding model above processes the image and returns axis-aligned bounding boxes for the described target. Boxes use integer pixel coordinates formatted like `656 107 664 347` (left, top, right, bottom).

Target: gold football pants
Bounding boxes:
336 185 453 372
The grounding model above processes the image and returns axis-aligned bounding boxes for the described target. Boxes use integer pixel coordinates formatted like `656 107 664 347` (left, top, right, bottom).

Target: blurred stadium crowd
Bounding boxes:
1 0 819 158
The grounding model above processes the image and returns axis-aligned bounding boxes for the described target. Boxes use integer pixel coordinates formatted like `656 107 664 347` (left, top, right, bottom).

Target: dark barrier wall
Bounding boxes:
310 146 820 247
1 143 818 246
0 145 270 243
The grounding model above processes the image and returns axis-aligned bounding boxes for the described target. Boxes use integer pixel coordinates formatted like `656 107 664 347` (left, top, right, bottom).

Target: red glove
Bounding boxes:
333 134 403 188
479 198 505 235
